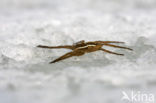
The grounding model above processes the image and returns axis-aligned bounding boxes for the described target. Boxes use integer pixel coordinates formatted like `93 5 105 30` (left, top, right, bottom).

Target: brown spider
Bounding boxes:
37 40 133 63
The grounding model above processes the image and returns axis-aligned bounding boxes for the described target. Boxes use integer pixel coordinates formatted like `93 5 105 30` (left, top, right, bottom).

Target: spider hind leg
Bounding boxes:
50 51 75 63
37 45 74 50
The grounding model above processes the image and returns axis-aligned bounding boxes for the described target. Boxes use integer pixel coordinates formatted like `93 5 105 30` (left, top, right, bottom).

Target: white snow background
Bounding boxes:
0 0 156 103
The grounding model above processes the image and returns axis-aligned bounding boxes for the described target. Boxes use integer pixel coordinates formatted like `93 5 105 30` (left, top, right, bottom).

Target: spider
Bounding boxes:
37 40 133 63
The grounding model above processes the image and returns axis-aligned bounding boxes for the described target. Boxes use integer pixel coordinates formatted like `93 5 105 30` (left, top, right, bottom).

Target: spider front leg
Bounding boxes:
100 48 124 56
86 41 125 45
95 41 125 44
104 43 133 51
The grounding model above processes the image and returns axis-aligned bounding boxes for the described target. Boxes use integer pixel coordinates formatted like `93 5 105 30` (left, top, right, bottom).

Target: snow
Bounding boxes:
0 0 156 103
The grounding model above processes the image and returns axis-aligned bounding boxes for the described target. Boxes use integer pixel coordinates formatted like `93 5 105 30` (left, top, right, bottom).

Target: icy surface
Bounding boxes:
0 0 156 103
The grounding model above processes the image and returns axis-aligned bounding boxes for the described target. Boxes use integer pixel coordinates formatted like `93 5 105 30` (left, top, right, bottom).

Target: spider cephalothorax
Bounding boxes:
37 40 132 63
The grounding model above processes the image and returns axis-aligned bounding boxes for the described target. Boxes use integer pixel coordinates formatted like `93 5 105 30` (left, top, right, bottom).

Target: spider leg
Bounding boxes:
104 44 133 51
95 41 125 44
50 51 76 63
86 41 125 45
100 48 124 56
37 45 74 50
74 40 85 45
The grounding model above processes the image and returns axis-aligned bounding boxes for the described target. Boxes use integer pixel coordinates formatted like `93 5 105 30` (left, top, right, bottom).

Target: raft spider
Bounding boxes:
37 40 132 63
